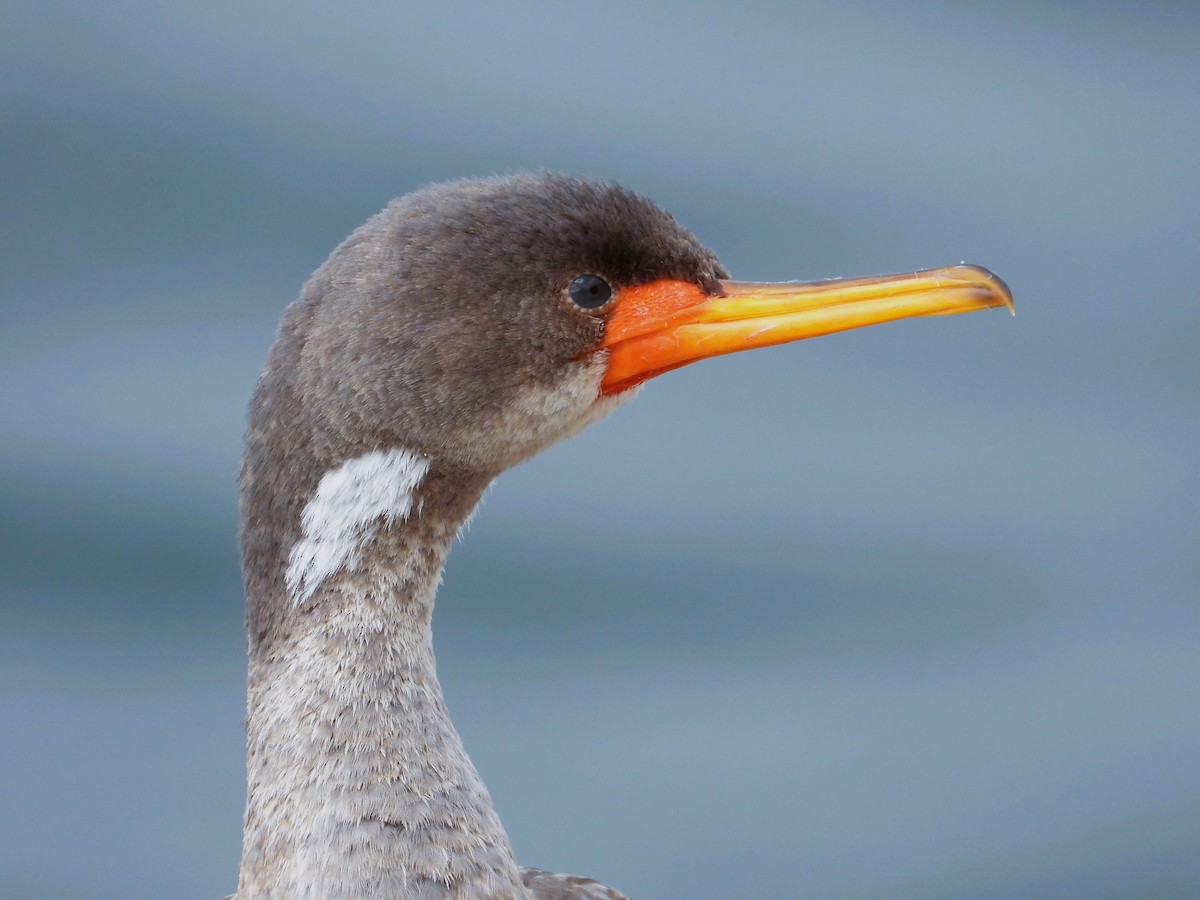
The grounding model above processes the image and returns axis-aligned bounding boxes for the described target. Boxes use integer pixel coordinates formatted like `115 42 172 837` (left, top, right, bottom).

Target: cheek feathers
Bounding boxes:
436 355 629 471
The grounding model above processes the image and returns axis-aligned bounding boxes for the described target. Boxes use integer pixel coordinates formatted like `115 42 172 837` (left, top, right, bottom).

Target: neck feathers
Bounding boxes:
237 437 523 897
285 447 431 605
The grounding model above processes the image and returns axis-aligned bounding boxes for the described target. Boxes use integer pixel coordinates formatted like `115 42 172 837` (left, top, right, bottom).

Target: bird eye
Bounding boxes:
567 274 613 310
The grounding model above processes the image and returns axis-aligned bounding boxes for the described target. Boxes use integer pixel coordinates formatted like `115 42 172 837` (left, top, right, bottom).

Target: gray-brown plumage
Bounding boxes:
235 172 1011 898
237 174 720 899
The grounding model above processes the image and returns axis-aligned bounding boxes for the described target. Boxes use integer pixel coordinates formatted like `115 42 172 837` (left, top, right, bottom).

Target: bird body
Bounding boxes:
235 173 1010 897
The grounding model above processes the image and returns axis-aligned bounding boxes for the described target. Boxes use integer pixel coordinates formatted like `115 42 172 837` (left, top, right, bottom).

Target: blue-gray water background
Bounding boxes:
3 3 1197 897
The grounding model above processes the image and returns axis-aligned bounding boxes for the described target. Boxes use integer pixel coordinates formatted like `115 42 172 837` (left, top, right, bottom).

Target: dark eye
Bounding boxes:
568 274 613 310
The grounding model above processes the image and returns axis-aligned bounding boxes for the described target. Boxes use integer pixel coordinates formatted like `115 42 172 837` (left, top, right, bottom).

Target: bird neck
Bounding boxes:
237 453 527 899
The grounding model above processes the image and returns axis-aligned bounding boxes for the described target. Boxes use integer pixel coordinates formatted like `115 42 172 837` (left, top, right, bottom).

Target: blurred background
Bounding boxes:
3 2 1197 898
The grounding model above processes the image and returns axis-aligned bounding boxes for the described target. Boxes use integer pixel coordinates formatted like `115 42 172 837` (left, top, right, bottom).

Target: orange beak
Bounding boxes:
599 264 1013 395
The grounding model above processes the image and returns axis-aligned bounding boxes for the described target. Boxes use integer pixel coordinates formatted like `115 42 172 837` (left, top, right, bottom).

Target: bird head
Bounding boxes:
283 172 1010 476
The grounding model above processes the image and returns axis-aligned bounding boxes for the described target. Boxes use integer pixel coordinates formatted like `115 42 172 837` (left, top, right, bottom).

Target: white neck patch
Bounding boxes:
285 447 431 605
